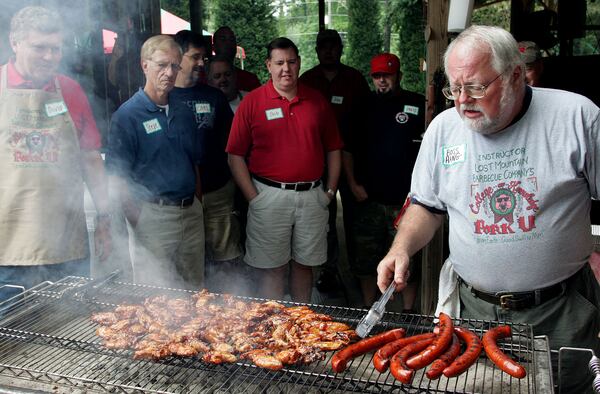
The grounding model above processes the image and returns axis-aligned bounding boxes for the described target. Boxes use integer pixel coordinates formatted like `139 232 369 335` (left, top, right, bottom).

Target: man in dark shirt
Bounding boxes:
344 53 424 307
172 31 243 294
299 29 370 298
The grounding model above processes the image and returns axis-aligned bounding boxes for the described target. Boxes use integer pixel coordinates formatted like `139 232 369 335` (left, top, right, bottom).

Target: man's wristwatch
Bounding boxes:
326 188 336 198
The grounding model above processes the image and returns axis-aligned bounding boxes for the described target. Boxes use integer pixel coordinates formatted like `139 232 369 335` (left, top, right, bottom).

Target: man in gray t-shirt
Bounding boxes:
376 25 599 393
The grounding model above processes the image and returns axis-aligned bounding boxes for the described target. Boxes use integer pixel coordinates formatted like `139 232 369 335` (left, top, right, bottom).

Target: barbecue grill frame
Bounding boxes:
0 276 552 393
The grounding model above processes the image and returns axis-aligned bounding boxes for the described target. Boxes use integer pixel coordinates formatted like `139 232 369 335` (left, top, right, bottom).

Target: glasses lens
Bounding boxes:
464 85 486 99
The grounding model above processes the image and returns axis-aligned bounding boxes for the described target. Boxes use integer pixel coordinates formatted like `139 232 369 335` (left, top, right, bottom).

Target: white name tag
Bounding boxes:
404 105 419 115
45 101 68 117
195 103 211 114
143 118 162 134
331 95 344 104
265 108 284 120
442 144 466 167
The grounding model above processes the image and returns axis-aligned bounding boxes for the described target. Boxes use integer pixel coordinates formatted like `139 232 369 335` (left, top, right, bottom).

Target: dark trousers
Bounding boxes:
460 265 600 394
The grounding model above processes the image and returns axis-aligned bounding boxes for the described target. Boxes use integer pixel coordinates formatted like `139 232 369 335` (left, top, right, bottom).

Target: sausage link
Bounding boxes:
390 337 434 384
442 326 483 378
373 333 436 373
406 312 454 369
482 325 526 379
426 333 461 379
331 328 405 373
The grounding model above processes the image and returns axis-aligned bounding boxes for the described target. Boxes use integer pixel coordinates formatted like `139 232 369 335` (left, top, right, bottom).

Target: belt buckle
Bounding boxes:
499 294 514 310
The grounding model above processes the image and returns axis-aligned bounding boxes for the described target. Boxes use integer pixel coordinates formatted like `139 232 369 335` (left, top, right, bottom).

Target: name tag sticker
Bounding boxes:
45 101 68 117
143 118 162 134
404 105 419 115
195 103 211 114
442 144 466 167
265 108 284 120
331 95 344 104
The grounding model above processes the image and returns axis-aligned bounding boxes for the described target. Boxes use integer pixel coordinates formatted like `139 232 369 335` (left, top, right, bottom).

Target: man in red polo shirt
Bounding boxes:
0 6 111 302
226 37 342 303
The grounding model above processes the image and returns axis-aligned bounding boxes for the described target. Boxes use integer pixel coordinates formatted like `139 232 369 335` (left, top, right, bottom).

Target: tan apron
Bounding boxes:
0 65 88 265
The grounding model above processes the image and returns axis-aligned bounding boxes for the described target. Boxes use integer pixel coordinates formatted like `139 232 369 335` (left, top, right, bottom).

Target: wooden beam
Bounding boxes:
421 0 449 315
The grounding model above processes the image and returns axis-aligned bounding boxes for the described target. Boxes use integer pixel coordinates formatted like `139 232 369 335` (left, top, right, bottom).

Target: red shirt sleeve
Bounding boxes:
57 76 102 151
226 91 254 156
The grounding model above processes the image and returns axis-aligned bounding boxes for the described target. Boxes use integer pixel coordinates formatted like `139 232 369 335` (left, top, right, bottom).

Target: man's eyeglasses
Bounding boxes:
149 60 182 72
185 53 209 63
442 71 504 100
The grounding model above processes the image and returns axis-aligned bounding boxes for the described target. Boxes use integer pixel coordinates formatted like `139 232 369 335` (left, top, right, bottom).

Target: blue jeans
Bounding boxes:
0 258 90 303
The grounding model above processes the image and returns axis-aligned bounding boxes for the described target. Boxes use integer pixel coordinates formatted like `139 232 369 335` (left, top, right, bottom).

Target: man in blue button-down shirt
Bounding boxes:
106 35 206 290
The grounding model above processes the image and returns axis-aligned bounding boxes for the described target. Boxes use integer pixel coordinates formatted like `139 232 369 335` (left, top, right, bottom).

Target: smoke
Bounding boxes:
0 2 260 301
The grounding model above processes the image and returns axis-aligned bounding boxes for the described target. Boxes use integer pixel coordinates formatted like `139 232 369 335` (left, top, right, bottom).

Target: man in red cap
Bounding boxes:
343 53 424 309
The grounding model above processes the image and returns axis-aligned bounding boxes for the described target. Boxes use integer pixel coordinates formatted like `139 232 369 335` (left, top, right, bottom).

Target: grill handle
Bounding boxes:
557 346 599 393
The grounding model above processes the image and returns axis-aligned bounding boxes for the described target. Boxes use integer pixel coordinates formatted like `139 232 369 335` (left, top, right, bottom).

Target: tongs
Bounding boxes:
60 269 121 300
355 282 395 338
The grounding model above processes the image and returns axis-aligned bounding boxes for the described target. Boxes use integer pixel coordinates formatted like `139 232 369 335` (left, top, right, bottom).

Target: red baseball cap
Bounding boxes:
370 53 400 75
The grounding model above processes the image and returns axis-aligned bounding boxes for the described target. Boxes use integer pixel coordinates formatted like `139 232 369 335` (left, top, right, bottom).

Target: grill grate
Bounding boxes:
0 276 546 393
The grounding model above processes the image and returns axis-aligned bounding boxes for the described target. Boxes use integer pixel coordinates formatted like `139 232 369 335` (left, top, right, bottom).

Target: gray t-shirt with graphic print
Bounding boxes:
411 87 600 292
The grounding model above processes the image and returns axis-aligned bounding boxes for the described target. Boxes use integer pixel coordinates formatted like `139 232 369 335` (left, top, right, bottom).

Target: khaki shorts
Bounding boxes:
129 197 205 290
244 180 329 269
203 180 243 261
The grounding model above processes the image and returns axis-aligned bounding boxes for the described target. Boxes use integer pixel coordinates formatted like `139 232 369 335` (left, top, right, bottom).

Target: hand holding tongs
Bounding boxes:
355 282 395 338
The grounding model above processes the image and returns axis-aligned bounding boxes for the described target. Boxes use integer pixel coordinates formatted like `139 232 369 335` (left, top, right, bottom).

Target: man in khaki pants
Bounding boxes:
106 35 205 290
0 6 111 302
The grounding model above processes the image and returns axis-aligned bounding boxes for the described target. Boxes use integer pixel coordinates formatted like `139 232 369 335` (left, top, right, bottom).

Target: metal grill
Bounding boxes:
0 276 553 393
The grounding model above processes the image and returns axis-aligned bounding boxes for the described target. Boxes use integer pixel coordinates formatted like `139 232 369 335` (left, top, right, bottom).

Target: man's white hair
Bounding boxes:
10 6 62 44
443 25 525 78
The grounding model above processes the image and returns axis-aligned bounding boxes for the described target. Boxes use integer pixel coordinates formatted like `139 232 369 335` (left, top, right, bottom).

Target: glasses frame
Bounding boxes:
442 71 505 100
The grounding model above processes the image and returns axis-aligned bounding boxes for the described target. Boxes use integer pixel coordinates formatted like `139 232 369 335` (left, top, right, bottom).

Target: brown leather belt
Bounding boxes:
461 278 567 310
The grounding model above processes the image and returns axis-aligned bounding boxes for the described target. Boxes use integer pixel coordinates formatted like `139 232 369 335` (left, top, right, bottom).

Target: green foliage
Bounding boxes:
347 0 382 79
471 1 511 30
276 0 350 74
393 0 425 94
213 0 278 83
277 1 319 73
161 0 190 21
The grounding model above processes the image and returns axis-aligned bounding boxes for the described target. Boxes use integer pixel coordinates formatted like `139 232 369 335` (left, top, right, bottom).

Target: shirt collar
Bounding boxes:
136 88 164 113
266 78 306 102
7 59 56 91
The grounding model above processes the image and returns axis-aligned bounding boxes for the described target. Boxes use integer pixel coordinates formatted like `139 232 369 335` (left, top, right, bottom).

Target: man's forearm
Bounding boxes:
390 203 444 258
228 154 257 201
82 151 109 214
325 150 341 191
342 151 358 187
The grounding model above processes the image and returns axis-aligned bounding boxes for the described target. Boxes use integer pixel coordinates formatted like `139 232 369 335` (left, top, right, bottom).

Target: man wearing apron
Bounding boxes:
0 6 111 302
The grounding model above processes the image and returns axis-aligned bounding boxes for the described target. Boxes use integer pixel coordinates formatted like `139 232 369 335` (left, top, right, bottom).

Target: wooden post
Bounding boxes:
420 0 449 315
190 0 203 34
318 0 326 32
